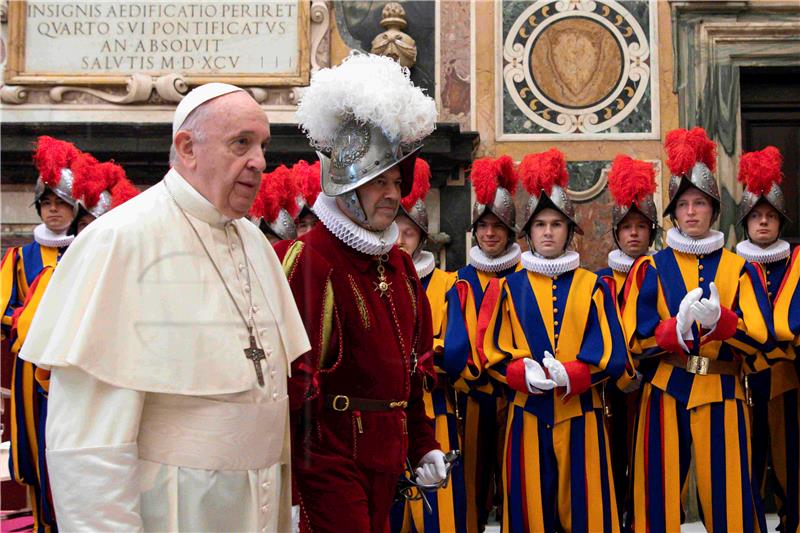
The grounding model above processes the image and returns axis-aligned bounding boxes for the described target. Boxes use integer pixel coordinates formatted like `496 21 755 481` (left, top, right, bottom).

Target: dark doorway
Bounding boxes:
740 66 800 243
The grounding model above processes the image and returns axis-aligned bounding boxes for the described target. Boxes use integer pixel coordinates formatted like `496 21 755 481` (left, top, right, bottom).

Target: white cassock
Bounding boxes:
19 169 310 532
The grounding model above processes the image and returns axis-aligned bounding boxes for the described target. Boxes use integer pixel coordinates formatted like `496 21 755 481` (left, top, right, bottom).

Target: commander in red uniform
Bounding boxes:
275 53 445 533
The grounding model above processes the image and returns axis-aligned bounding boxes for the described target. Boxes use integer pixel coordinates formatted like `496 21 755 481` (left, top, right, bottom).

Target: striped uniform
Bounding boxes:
3 240 64 533
623 245 774 533
769 246 800 533
479 266 631 533
439 262 520 532
391 266 469 533
595 264 641 525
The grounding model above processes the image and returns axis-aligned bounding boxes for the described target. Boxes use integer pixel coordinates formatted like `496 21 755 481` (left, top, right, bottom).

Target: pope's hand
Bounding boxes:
416 449 447 486
690 282 721 329
523 358 557 394
542 351 570 394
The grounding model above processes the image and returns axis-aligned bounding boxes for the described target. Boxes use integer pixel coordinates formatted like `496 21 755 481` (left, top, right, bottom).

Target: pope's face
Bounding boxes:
39 190 74 233
396 214 422 256
674 188 714 238
355 166 402 231
185 92 270 219
747 202 781 247
529 208 569 258
617 210 652 258
475 213 510 258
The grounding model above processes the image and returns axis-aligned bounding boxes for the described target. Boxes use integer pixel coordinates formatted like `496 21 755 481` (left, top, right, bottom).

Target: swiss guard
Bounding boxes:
595 154 658 520
737 146 799 533
441 154 521 532
275 52 446 533
7 142 138 533
479 148 630 533
623 127 771 533
250 164 300 245
392 158 463 533
291 159 322 237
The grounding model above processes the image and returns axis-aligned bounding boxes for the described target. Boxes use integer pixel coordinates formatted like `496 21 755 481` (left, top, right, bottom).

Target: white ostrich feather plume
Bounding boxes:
295 52 437 150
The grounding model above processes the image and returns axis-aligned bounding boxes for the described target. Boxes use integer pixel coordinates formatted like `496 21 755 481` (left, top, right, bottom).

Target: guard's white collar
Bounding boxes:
608 249 637 274
521 250 580 277
33 223 74 249
468 243 521 273
666 227 725 256
736 239 790 265
414 250 436 279
314 194 398 256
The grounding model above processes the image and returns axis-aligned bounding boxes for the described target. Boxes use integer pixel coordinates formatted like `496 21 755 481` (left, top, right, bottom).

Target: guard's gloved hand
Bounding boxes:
523 358 557 394
416 449 447 486
691 282 721 330
676 287 703 351
542 351 570 395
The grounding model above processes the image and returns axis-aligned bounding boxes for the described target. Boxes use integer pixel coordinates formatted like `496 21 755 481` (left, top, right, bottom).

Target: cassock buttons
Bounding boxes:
238 263 245 271
273 392 278 400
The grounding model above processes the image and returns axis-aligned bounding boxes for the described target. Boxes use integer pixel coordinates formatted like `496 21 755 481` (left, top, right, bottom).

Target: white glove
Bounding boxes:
691 282 721 330
523 358 557 394
676 287 702 351
416 449 447 486
542 351 570 395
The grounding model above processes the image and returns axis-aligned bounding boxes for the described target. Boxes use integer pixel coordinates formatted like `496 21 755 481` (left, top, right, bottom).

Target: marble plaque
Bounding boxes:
7 0 309 85
498 0 659 140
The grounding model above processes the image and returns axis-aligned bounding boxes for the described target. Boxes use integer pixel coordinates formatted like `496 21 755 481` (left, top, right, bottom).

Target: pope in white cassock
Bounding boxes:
18 83 310 532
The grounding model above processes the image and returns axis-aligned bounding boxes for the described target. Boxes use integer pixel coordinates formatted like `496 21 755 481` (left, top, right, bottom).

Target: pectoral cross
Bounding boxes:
244 332 266 387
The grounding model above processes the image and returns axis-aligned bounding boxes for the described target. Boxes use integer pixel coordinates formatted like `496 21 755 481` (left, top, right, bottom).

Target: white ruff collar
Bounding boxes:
33 223 74 249
314 194 398 256
666 228 725 256
468 243 521 273
608 249 637 274
414 250 436 279
736 239 790 265
521 250 580 277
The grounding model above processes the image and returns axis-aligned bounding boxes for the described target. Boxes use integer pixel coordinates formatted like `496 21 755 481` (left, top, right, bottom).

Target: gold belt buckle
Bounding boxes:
389 401 408 409
332 395 350 411
686 355 710 375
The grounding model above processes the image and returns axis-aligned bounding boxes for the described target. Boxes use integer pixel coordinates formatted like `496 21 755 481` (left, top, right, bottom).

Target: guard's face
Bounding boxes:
191 92 269 219
617 210 652 258
530 208 569 258
396 214 422 256
747 201 781 246
475 213 510 258
39 190 74 233
674 188 714 238
356 166 402 231
296 213 318 237
75 213 96 235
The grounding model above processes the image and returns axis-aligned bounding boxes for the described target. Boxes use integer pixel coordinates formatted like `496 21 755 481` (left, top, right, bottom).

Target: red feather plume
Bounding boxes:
470 157 498 205
607 155 657 208
33 136 81 186
518 148 568 196
665 127 716 176
495 155 518 195
738 146 783 196
109 178 140 209
292 160 322 207
274 165 301 218
401 158 431 210
71 156 115 209
251 166 298 221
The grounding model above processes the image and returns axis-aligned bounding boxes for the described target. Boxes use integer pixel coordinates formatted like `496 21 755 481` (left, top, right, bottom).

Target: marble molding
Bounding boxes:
438 0 471 129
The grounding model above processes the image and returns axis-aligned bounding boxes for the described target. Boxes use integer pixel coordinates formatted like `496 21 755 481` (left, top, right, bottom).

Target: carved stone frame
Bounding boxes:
5 0 310 87
670 1 800 243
